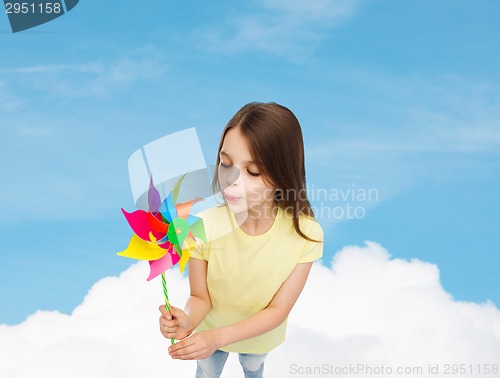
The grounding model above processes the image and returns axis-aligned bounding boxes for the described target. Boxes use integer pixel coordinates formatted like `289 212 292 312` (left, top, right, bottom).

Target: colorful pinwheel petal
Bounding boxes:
117 173 206 345
118 173 206 280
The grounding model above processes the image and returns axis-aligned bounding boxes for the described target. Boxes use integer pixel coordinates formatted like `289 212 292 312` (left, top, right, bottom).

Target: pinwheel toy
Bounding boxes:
117 173 206 344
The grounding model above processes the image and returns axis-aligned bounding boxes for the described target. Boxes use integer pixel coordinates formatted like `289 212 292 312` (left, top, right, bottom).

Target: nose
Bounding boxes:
219 165 241 188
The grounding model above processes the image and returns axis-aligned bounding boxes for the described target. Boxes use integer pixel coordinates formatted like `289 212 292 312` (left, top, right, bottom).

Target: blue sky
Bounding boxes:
0 0 499 325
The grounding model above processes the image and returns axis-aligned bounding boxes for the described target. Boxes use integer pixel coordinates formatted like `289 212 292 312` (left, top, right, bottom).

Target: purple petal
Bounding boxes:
148 175 161 213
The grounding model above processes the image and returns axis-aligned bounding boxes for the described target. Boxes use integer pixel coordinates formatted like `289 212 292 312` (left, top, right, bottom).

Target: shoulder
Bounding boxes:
280 208 323 242
300 215 324 241
195 205 234 242
196 204 227 220
278 209 324 262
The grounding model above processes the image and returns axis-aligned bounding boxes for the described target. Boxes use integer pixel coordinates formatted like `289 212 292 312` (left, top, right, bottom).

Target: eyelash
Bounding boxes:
220 161 261 177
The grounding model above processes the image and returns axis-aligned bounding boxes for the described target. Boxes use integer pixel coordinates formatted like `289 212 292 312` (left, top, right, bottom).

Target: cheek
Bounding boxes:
244 179 275 202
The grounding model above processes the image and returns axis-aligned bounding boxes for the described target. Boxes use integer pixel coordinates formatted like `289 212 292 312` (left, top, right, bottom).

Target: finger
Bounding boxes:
160 324 177 334
170 340 210 361
172 349 205 360
168 337 196 353
169 342 200 359
158 305 172 320
158 305 167 315
159 317 178 328
170 306 186 320
163 331 178 339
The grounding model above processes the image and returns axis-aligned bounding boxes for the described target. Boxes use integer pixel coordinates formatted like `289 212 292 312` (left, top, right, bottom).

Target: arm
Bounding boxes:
168 261 314 360
216 261 313 346
159 258 211 340
185 257 212 329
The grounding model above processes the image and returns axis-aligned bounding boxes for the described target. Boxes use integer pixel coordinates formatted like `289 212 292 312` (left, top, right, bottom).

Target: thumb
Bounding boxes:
159 304 172 320
170 306 185 318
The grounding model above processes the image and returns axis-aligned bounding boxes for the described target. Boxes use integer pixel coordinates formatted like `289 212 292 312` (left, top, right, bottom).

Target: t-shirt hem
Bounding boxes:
298 253 323 264
218 338 285 354
189 254 206 261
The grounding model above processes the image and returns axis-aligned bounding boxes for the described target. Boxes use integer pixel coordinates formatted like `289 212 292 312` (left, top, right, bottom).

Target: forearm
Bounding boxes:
184 295 211 331
214 306 286 349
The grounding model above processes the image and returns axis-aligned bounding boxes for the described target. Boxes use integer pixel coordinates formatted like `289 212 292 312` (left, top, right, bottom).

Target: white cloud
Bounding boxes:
286 243 500 367
194 0 359 58
1 242 499 377
5 63 103 75
39 58 164 98
1 50 168 98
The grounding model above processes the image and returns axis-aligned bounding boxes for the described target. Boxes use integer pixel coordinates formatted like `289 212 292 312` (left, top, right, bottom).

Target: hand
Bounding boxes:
159 305 193 340
168 330 220 360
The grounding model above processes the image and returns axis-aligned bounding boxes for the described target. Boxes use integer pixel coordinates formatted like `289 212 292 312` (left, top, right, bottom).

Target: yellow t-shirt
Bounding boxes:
190 205 323 354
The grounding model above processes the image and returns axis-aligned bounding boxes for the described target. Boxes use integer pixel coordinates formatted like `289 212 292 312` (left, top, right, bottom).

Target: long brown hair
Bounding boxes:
212 102 319 242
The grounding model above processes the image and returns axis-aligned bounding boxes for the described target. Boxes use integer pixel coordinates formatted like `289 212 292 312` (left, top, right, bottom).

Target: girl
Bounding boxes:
159 102 323 378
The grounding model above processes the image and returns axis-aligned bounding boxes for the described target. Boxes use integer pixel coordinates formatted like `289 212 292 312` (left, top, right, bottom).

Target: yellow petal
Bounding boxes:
117 234 167 261
178 238 195 272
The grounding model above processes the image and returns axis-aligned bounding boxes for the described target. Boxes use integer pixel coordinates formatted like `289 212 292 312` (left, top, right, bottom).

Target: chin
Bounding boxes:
226 201 248 214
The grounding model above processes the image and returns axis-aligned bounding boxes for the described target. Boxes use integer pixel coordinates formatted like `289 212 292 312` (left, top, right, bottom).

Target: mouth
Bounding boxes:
223 192 242 202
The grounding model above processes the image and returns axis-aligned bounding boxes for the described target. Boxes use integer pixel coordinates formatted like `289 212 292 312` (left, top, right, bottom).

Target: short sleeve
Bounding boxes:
190 238 209 261
298 219 324 263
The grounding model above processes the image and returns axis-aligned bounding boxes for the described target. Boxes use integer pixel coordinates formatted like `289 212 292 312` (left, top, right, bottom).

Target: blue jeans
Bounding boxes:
195 349 267 378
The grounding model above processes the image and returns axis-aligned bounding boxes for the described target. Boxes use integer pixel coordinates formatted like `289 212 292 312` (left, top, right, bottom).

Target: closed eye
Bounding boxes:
220 159 260 177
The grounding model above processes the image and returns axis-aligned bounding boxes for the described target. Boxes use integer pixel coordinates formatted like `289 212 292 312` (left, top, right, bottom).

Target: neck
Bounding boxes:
235 203 278 236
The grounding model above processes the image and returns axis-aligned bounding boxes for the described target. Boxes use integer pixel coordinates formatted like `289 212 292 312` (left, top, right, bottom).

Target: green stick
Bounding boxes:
161 272 175 345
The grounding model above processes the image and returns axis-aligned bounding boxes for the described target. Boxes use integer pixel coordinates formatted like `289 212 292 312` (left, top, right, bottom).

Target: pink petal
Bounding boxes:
147 253 173 281
170 249 181 266
121 209 152 241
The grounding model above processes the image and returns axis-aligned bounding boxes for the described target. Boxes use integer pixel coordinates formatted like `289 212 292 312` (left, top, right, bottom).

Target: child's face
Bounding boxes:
218 127 276 217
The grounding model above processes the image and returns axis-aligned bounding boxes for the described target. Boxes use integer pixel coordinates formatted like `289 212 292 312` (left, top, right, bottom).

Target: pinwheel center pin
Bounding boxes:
167 217 190 246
